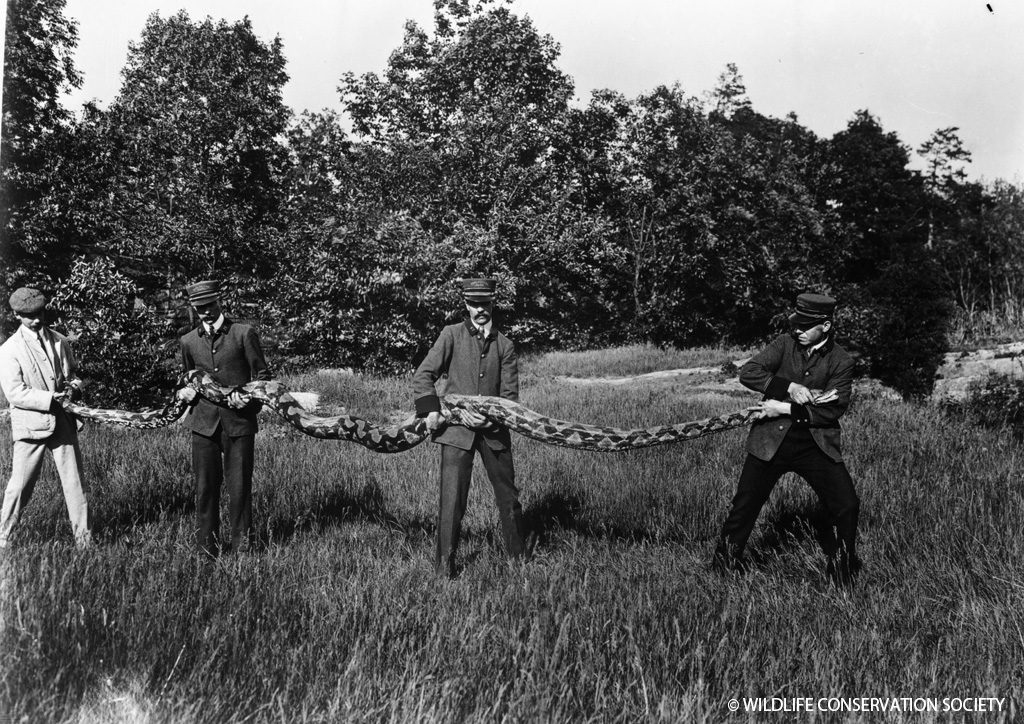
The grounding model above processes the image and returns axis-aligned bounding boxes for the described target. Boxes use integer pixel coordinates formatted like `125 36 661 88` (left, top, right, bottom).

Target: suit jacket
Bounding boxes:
0 326 79 441
180 318 270 437
740 333 854 463
412 320 519 451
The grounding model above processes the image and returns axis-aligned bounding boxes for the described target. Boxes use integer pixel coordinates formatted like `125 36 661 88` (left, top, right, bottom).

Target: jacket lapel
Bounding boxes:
16 330 52 390
48 332 68 384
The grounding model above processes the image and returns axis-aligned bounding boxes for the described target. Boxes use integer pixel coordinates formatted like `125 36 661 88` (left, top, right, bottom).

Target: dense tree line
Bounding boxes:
3 0 1021 402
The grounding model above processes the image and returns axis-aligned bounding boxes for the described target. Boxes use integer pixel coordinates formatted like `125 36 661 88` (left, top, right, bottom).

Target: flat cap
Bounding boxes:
789 292 836 328
186 280 221 305
9 287 46 315
461 277 496 302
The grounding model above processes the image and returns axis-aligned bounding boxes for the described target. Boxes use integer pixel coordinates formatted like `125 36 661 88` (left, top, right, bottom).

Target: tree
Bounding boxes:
706 62 752 120
333 0 621 361
818 110 928 282
0 0 83 308
51 257 177 406
575 84 836 346
821 111 951 395
937 180 1024 331
89 12 291 292
918 126 972 249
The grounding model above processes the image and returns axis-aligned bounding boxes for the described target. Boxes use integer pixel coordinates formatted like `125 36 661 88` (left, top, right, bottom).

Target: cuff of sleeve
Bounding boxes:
765 376 792 400
790 403 810 427
415 395 441 416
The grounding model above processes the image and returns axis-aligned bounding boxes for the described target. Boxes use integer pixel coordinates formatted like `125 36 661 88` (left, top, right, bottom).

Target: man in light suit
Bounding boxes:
176 280 270 555
712 293 861 585
0 287 91 547
413 277 527 578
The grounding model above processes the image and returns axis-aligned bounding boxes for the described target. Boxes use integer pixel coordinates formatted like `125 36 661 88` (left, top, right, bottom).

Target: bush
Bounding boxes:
51 258 179 408
944 374 1024 437
834 249 952 398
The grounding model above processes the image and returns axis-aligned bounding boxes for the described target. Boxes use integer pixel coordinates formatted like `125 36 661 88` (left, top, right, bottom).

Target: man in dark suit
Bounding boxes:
712 293 861 585
177 280 270 555
413 277 527 578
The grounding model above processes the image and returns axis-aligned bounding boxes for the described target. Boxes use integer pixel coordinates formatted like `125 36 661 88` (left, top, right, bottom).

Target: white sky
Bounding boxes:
47 0 1024 183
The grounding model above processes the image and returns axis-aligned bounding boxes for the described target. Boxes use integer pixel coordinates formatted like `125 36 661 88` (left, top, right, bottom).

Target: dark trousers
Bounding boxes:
192 427 255 555
715 430 860 579
436 438 526 577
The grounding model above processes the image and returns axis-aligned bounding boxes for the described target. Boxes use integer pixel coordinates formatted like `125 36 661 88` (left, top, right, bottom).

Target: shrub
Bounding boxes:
944 374 1024 437
835 249 952 398
51 258 179 407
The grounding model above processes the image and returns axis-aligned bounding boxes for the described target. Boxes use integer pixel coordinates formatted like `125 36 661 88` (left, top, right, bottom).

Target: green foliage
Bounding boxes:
329 0 626 357
860 249 952 398
252 211 456 374
51 258 178 407
0 0 84 303
78 11 291 288
820 110 929 283
833 246 952 399
6 0 1020 383
918 126 972 200
936 179 1024 336
577 84 838 348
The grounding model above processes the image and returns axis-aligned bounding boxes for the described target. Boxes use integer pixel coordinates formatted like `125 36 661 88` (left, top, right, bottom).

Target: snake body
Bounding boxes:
62 373 759 453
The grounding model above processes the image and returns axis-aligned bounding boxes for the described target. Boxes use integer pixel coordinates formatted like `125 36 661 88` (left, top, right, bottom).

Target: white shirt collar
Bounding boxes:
808 336 828 355
476 321 492 337
205 314 226 334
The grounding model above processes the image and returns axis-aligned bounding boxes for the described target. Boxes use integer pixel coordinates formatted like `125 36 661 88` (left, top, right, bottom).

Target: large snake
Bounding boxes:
61 372 763 453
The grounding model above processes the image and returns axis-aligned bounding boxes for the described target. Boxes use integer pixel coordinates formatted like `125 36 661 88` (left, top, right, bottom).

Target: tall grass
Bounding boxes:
1 346 1021 722
947 301 1024 350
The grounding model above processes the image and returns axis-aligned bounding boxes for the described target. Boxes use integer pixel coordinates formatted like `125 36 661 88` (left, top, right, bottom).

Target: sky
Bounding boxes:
38 0 1024 183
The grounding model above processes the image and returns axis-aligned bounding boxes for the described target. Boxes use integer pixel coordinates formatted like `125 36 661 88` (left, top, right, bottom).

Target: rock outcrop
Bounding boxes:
931 342 1024 401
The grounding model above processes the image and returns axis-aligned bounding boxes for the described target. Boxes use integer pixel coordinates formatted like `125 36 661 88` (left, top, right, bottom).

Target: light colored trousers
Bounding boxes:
0 409 90 546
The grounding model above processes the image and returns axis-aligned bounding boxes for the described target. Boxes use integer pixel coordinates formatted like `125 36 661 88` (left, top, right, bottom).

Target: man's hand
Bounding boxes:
66 380 84 402
426 411 443 431
748 399 790 419
812 388 839 405
177 387 198 403
226 390 250 409
460 409 493 430
787 382 814 404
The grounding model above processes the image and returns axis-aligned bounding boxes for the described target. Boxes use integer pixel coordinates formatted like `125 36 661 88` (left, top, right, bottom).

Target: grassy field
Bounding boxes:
1 346 1022 722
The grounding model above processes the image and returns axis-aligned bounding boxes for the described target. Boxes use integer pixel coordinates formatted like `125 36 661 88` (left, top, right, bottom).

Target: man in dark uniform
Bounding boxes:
413 277 527 578
713 293 861 585
177 280 270 555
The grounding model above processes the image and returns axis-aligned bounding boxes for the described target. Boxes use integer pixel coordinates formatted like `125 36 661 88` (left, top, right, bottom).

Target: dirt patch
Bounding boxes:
554 366 723 386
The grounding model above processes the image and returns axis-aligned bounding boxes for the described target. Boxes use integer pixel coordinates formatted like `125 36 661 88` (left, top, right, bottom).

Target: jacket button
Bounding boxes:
480 353 485 358
804 371 809 376
213 368 219 372
778 425 784 430
479 372 485 377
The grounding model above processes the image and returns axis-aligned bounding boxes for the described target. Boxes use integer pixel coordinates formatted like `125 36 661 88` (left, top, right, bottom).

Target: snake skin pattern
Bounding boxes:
62 372 760 453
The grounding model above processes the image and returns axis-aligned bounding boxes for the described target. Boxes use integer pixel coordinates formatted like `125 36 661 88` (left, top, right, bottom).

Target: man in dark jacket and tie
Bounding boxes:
413 277 527 578
713 293 861 585
177 280 270 555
